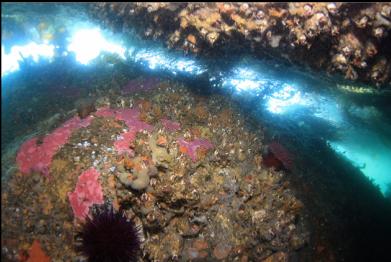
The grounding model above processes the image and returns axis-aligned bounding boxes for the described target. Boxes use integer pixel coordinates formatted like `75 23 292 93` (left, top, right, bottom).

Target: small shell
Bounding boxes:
356 16 368 28
256 10 265 19
304 4 313 16
373 27 384 38
381 5 391 18
327 3 337 15
206 32 219 45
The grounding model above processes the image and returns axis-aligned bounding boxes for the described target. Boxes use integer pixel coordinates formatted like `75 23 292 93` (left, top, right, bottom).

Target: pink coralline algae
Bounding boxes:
121 77 160 95
114 131 137 156
115 108 140 121
68 167 104 221
161 118 181 132
95 107 153 155
95 107 153 132
16 116 93 177
177 138 214 162
115 108 153 132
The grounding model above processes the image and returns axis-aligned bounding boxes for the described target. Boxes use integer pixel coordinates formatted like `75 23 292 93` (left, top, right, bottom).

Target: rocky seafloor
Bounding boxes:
1 80 311 261
89 2 391 89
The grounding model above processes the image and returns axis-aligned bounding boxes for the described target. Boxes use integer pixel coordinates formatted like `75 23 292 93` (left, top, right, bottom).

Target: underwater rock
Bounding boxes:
161 118 181 132
36 113 62 132
177 137 214 162
156 135 168 147
129 164 157 191
95 107 117 117
118 157 158 190
263 251 288 262
3 84 312 261
90 2 391 88
121 77 160 95
95 96 111 108
68 167 104 220
149 134 173 168
75 98 96 119
213 243 232 260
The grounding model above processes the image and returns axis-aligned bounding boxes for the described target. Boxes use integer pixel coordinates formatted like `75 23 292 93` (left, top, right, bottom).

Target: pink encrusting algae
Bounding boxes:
177 138 214 162
96 107 153 154
16 115 93 177
115 108 153 132
114 131 137 156
115 108 140 121
96 107 153 132
68 167 104 221
16 107 154 177
161 118 181 132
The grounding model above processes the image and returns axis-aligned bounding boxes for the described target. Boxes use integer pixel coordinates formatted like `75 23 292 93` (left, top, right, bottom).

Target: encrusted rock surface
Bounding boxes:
89 2 391 88
1 79 309 261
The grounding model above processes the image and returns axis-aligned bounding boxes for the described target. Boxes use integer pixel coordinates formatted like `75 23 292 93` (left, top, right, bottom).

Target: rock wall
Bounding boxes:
89 3 391 88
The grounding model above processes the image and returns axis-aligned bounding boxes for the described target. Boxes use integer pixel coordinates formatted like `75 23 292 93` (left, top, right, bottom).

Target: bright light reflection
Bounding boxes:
132 49 206 75
266 84 303 114
230 79 261 91
222 67 269 93
2 43 55 76
236 67 257 78
67 28 126 65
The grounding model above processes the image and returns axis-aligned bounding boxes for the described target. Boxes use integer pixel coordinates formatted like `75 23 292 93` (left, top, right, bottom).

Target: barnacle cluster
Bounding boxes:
89 2 391 88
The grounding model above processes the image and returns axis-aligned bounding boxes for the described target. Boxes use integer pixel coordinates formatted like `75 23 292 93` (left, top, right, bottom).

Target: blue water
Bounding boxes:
2 3 391 198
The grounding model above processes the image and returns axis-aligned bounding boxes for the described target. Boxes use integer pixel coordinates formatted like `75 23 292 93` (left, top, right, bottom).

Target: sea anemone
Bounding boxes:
76 204 141 262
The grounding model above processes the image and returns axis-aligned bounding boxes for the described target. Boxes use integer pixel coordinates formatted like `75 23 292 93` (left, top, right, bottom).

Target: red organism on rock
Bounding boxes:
263 141 294 171
96 107 153 155
16 138 51 177
96 107 154 132
112 108 153 155
16 115 93 177
115 108 153 132
114 131 137 156
161 118 181 132
125 118 154 133
115 108 140 121
68 167 104 221
26 240 50 262
177 138 214 162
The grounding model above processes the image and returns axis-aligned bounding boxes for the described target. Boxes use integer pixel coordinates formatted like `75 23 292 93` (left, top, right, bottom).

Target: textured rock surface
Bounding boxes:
89 2 391 88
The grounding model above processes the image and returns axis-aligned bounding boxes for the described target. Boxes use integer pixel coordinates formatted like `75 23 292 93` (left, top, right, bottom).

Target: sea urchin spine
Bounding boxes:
76 204 141 262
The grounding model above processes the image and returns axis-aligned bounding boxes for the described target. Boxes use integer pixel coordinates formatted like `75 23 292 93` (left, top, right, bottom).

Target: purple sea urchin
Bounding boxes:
76 204 141 262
